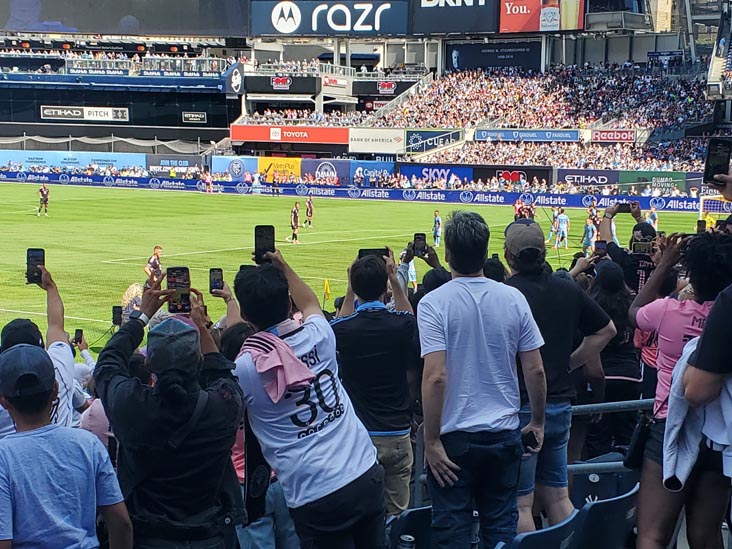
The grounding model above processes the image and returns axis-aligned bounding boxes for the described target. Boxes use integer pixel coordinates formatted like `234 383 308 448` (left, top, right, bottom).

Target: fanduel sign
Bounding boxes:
474 129 580 142
252 0 408 36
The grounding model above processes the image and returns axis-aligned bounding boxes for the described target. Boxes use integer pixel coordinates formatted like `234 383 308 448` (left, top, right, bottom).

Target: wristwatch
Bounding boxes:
129 310 150 326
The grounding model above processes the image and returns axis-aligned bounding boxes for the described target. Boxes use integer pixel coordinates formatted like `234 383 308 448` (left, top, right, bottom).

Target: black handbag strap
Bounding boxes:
169 390 209 449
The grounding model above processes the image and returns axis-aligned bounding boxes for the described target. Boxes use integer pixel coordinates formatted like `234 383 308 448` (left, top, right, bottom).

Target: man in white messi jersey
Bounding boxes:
233 250 384 549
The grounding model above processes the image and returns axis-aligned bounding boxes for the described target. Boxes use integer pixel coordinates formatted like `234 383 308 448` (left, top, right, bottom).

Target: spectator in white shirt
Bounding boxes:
417 211 547 548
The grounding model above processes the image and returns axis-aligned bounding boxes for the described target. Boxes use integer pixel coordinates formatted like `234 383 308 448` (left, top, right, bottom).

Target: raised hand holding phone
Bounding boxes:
141 273 175 319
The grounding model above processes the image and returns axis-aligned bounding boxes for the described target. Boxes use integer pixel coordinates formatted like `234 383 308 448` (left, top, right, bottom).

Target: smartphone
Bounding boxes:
595 240 608 256
696 219 707 234
209 268 224 293
704 137 732 186
73 329 83 344
112 306 123 327
413 233 427 258
358 248 389 260
166 267 191 314
717 220 729 233
254 225 275 265
26 248 45 285
491 253 500 260
617 203 632 214
521 431 539 452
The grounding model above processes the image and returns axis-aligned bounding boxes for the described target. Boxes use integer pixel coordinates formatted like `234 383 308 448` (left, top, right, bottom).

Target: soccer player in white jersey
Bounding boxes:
233 250 384 548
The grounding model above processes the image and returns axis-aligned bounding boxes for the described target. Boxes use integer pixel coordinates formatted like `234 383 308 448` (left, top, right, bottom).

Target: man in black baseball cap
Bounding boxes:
0 319 44 353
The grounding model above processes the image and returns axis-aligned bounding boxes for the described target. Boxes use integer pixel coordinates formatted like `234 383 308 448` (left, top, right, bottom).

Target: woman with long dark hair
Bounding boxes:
630 232 732 549
585 261 640 457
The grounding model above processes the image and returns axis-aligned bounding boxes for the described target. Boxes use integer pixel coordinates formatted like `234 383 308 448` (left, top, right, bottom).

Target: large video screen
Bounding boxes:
500 0 584 33
0 0 248 36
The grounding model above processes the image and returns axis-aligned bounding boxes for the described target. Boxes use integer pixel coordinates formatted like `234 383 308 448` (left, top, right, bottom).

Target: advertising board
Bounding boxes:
499 0 585 33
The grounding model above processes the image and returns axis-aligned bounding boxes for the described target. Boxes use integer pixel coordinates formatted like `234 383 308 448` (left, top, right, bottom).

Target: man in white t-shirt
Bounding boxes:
417 210 547 548
233 251 384 548
0 266 75 438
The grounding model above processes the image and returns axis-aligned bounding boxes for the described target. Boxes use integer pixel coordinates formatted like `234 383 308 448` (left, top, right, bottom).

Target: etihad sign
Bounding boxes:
591 129 637 143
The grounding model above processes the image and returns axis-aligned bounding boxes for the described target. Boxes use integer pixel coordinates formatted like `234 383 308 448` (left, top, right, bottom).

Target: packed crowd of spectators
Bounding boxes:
245 109 370 127
0 161 203 179
5 192 732 547
424 138 709 172
369 65 712 131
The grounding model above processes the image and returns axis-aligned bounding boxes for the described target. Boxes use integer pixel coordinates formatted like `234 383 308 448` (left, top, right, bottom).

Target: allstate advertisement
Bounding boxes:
211 156 260 180
398 164 473 183
475 129 580 142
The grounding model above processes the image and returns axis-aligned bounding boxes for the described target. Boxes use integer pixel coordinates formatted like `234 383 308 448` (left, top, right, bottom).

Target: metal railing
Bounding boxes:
245 62 355 78
354 69 429 81
370 71 434 122
0 55 229 76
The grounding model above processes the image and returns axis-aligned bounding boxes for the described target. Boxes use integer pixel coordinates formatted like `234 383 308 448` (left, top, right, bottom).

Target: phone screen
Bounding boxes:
616 203 632 214
209 268 224 293
413 233 427 257
358 248 388 260
697 220 707 234
167 267 191 314
112 306 123 326
254 225 275 265
595 240 608 256
26 248 45 285
704 138 732 185
74 329 83 344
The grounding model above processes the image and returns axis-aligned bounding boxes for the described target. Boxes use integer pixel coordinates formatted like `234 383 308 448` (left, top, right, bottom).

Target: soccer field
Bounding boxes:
0 183 700 350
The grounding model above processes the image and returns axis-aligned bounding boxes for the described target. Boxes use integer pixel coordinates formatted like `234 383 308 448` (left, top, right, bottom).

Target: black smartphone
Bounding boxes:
73 329 83 344
413 233 427 258
112 306 123 327
209 268 224 293
26 248 44 285
522 431 539 452
617 203 632 214
717 220 729 233
491 253 500 260
704 137 732 186
358 248 389 260
167 267 191 314
697 219 707 234
595 240 608 256
254 225 275 265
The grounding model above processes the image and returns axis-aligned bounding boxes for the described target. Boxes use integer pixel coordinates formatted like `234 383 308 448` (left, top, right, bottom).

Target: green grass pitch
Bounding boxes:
0 183 700 350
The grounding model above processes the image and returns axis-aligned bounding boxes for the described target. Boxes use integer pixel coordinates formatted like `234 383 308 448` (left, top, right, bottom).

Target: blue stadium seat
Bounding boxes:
574 483 640 549
389 506 431 549
570 452 639 509
505 510 582 549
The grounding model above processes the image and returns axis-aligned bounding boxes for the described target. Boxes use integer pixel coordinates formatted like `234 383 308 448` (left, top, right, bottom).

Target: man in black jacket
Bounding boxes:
94 282 244 549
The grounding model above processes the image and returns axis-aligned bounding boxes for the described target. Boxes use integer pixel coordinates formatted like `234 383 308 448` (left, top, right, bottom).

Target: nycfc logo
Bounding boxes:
724 202 732 214
196 180 206 192
59 174 70 184
315 161 337 179
271 1 302 33
402 189 417 201
103 176 114 187
149 178 162 189
459 191 474 203
348 186 362 198
228 160 244 177
519 193 534 205
650 197 666 210
230 68 242 93
235 182 249 194
295 184 310 196
16 172 27 182
581 195 597 208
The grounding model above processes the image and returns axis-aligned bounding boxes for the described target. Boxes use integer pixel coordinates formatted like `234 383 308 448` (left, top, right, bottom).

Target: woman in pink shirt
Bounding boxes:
630 231 732 549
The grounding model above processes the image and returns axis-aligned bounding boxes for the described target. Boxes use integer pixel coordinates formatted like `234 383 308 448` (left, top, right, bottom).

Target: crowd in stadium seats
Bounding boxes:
0 161 203 179
424 138 709 172
245 109 370 127
369 65 712 131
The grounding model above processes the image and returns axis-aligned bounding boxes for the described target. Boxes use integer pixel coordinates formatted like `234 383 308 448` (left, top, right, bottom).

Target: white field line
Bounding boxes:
0 308 109 324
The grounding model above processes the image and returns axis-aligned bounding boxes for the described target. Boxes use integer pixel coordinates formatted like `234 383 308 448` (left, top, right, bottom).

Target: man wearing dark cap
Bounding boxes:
503 220 615 533
599 201 657 293
0 344 132 547
0 266 75 439
94 283 244 548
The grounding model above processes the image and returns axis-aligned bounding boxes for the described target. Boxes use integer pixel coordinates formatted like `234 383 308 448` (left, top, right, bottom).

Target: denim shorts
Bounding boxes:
644 418 666 466
517 401 572 496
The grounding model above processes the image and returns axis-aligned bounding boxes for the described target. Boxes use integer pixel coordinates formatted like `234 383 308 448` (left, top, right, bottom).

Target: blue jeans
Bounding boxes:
237 481 300 549
427 429 522 548
517 401 572 496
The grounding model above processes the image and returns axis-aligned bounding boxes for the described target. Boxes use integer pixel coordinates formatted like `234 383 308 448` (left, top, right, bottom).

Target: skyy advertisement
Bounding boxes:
445 41 541 71
499 0 585 33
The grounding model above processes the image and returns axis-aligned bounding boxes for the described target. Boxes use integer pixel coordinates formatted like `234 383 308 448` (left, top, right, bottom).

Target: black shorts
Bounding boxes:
291 225 298 231
645 418 724 474
40 199 48 205
644 418 666 465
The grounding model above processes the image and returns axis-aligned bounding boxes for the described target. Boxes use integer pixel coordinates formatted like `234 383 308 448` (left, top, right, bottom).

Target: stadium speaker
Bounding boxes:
225 37 248 50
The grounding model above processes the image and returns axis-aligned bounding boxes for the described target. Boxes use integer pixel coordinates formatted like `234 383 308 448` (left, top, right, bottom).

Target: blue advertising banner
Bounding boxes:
349 160 395 183
0 151 147 169
556 169 620 186
210 156 260 180
301 159 352 183
475 129 581 142
405 130 462 154
251 1 408 36
398 164 473 184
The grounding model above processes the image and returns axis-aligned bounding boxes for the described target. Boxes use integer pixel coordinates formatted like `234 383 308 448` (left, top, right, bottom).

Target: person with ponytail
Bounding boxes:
94 278 244 549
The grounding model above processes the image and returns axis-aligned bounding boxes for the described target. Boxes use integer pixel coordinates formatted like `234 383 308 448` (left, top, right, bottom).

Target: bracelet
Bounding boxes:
225 297 235 304
603 214 613 220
